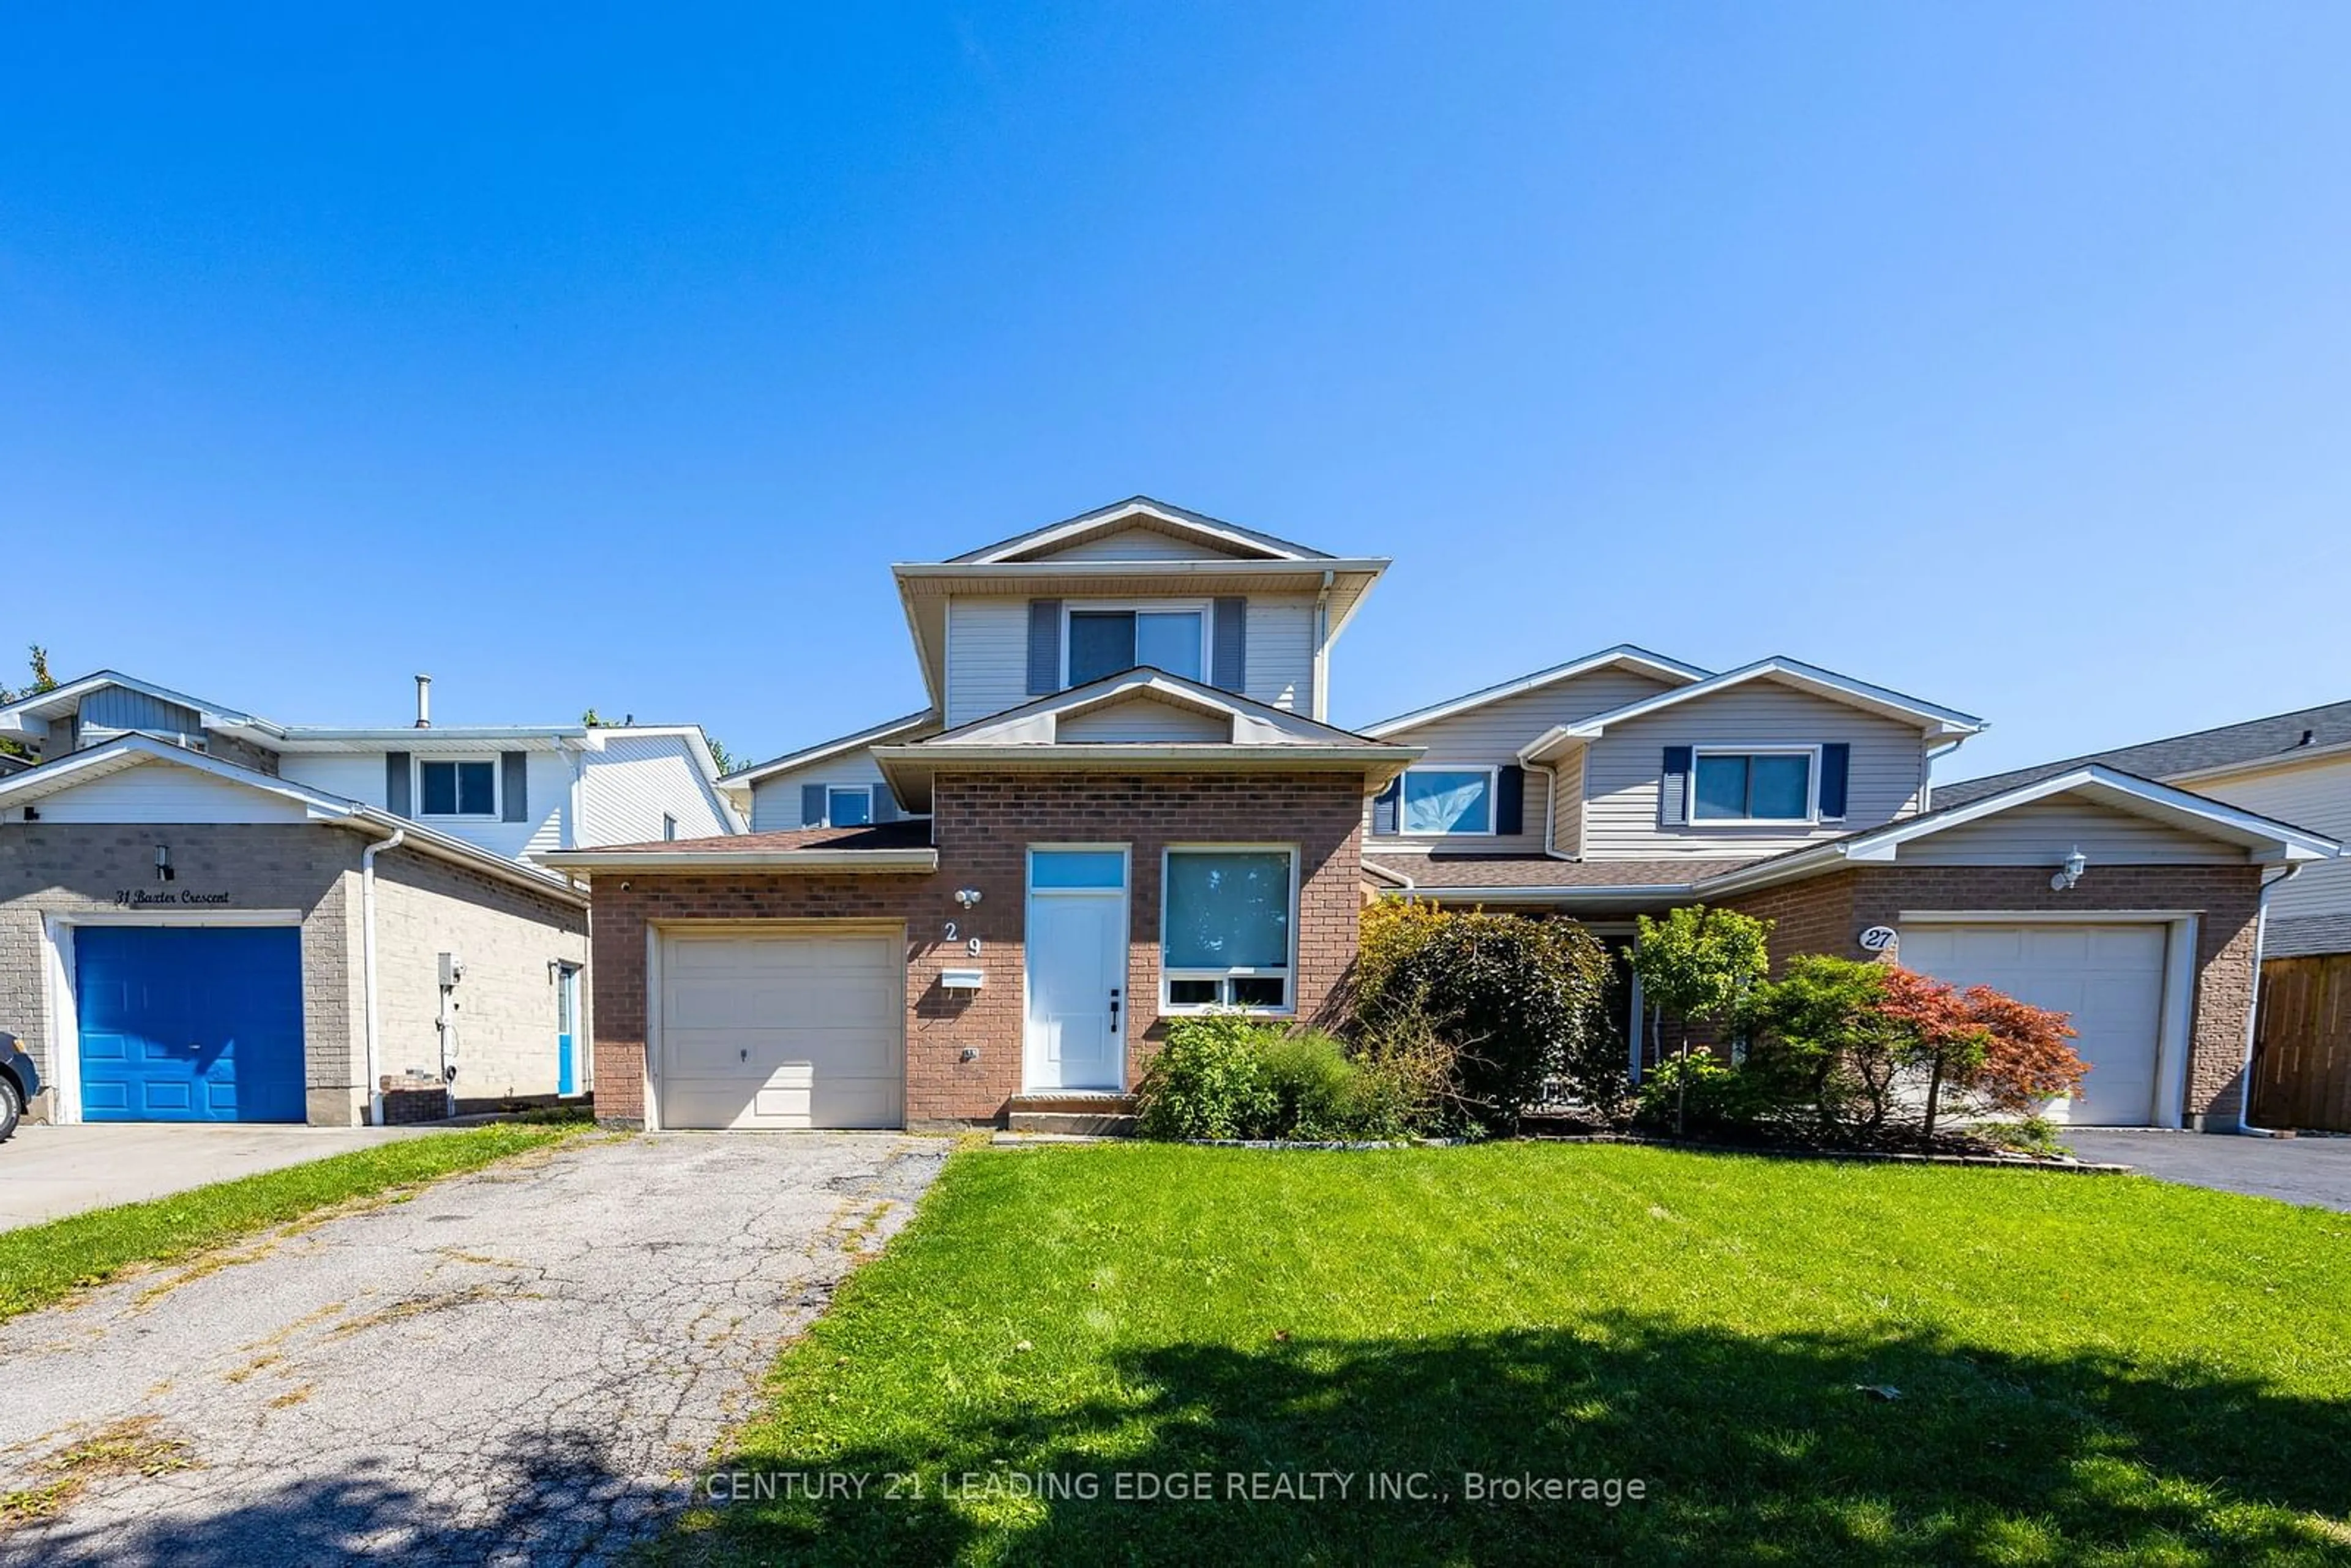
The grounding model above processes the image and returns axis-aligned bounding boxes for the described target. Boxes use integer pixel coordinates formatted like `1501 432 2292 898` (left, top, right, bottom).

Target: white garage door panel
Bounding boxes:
659 930 903 1130
1899 923 2167 1126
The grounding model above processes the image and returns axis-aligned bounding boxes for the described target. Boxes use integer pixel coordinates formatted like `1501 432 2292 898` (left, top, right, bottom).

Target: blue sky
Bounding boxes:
4 4 2345 780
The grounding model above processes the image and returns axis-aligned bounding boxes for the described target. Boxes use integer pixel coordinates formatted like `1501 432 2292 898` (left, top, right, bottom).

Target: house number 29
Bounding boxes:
943 921 981 956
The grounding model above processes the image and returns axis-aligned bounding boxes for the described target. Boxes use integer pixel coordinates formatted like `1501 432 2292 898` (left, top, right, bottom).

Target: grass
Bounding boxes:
0 1120 584 1324
675 1142 2351 1566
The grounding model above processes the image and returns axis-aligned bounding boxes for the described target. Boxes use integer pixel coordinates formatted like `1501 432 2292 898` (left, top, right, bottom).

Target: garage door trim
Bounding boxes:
645 918 908 1133
42 909 308 1126
1896 909 2200 1130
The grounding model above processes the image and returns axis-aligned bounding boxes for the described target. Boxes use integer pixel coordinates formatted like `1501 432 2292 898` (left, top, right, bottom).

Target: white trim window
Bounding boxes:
418 757 498 819
1160 846 1298 1013
1400 767 1498 836
1065 601 1210 686
827 786 873 828
1692 746 1817 824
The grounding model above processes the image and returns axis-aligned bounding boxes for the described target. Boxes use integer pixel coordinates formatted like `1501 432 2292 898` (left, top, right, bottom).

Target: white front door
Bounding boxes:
1025 849 1128 1090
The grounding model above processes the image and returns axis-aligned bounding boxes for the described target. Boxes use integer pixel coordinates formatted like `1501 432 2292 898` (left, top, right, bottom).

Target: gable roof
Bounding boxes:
0 670 279 743
947 496 1335 565
1362 645 1712 738
718 710 940 791
1937 698 2351 807
1700 765 2338 896
918 667 1391 748
0 735 587 901
1517 656 1984 762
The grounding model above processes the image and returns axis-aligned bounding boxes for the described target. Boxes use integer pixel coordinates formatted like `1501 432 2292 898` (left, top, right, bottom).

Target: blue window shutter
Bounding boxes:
801 783 827 827
1818 743 1850 819
500 752 528 823
1371 778 1401 836
1496 765 1525 836
872 784 900 823
1027 599 1063 695
385 752 411 817
1660 746 1692 826
1212 598 1247 692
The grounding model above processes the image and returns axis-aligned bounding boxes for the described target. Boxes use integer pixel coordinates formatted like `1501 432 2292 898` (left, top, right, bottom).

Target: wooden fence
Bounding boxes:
2251 954 2351 1133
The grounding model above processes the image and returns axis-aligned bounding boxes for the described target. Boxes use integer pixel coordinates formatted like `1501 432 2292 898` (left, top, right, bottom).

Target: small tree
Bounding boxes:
1877 967 1990 1139
1629 906 1771 1137
0 646 58 759
1747 954 1896 1128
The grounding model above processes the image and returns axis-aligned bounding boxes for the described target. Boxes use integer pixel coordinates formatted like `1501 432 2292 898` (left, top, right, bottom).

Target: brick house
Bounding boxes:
550 498 2336 1134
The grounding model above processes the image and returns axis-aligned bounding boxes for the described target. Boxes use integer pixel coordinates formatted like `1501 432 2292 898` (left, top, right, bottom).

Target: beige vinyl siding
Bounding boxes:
2191 755 2351 922
945 596 1032 727
1585 683 1929 861
944 592 1318 728
1244 595 1314 713
1364 668 1676 855
747 749 904 831
1550 748 1587 857
1899 796 2243 866
1059 700 1230 743
1029 525 1254 562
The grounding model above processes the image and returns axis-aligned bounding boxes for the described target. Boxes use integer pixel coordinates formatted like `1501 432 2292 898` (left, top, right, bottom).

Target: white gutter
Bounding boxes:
362 827 404 1127
2237 865 2300 1136
1363 857 1418 904
540 847 940 874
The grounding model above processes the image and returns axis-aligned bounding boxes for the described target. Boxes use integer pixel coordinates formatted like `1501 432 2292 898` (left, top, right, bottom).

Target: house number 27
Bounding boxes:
942 921 981 956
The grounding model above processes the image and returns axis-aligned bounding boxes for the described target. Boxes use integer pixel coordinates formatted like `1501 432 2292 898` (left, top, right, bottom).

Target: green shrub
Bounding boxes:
1352 901 1618 1128
1255 1030 1355 1138
1134 1015 1277 1140
1633 1052 1778 1133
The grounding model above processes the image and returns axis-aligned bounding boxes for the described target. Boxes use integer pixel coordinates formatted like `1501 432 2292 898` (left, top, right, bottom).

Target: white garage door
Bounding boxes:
1899 923 2169 1126
658 928 904 1130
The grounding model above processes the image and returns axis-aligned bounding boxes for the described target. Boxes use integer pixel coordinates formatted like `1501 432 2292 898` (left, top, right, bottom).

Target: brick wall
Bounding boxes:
0 822 364 1123
585 769 1369 1128
1723 863 2265 1124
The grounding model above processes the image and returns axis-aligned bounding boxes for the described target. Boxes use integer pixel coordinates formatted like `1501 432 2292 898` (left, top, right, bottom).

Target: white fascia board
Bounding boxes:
892 558 1391 585
721 710 939 787
945 497 1332 564
537 847 938 874
1371 883 1700 906
1565 658 1986 741
1517 726 1594 765
1362 647 1714 739
0 670 283 739
276 727 587 750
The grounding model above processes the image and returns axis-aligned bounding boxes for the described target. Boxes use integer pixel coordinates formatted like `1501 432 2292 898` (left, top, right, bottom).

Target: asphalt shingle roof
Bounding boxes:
1939 700 2351 808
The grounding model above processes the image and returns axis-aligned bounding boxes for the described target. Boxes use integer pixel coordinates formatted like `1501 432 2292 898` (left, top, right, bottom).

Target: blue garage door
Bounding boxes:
77 927 306 1123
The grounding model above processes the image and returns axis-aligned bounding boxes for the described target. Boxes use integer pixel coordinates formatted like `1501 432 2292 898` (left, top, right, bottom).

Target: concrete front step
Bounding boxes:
1006 1092 1138 1116
1007 1110 1139 1137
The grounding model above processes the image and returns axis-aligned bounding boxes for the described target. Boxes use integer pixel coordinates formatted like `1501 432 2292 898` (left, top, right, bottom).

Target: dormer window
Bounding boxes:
1065 604 1207 686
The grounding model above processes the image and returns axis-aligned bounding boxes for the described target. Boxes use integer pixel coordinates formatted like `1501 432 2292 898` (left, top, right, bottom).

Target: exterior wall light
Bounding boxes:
954 888 983 908
2050 847 2088 891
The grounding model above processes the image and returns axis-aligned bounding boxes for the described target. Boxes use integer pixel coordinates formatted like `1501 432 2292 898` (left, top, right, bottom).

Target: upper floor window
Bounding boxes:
827 785 873 827
1692 748 1813 823
662 813 679 841
1401 767 1494 836
1066 604 1206 686
419 759 496 818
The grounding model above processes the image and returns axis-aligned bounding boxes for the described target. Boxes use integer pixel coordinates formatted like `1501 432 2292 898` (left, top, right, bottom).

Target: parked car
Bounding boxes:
0 1032 37 1142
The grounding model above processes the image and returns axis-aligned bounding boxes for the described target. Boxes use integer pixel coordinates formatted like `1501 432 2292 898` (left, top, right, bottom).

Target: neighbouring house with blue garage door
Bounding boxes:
0 671 741 1127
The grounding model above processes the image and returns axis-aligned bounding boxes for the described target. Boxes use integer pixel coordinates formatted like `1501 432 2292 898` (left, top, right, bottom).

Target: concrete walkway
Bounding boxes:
0 1123 441 1230
2067 1129 2351 1212
0 1131 948 1565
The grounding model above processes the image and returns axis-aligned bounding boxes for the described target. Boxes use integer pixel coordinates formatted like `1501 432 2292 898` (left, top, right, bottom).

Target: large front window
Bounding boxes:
1692 750 1813 822
419 759 496 817
1067 607 1205 685
1401 768 1494 835
1161 847 1295 1011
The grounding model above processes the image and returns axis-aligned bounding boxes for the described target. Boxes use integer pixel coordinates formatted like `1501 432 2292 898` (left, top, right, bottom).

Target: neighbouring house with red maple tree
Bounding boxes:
541 497 2339 1136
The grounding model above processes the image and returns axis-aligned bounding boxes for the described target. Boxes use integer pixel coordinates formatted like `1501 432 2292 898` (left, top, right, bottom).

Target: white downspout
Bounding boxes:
362 827 404 1126
1312 569 1334 721
2236 864 2298 1136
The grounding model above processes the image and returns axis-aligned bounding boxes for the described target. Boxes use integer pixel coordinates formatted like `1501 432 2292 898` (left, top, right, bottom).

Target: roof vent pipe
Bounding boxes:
414 674 433 729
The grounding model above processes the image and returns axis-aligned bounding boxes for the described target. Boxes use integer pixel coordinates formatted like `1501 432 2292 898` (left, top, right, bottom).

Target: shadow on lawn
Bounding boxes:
683 1313 2351 1566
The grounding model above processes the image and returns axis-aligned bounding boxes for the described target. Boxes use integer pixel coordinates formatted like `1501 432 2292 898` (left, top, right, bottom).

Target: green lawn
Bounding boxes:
0 1120 585 1324
676 1142 2351 1566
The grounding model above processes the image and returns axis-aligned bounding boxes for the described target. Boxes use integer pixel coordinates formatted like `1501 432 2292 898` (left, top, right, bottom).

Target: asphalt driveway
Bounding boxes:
2067 1130 2351 1212
0 1123 440 1231
0 1131 947 1566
